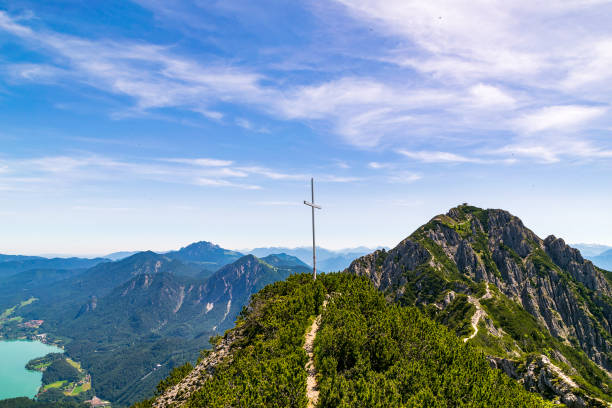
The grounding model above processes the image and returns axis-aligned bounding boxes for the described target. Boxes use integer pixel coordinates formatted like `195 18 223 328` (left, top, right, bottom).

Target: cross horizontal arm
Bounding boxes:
304 200 322 209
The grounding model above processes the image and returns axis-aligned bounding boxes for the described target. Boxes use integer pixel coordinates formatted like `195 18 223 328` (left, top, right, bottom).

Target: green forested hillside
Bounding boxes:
0 252 304 406
138 273 553 407
0 398 84 408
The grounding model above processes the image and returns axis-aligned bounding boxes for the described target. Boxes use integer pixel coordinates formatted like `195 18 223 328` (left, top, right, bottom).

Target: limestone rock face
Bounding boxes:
153 330 236 407
347 205 612 405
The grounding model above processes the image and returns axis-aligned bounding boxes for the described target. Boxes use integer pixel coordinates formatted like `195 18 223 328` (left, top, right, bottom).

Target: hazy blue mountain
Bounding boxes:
589 248 612 270
572 243 612 258
103 251 140 261
0 255 109 279
166 241 243 271
247 246 384 272
0 254 40 262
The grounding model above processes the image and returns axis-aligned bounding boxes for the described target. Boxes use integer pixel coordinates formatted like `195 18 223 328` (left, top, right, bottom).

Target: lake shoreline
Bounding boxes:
0 340 64 400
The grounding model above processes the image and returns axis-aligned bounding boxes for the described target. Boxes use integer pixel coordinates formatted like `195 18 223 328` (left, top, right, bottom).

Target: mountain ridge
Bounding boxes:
346 204 612 406
139 273 556 408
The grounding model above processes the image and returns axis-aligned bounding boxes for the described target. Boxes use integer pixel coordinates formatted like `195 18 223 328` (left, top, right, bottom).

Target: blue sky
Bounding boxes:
1 1 612 255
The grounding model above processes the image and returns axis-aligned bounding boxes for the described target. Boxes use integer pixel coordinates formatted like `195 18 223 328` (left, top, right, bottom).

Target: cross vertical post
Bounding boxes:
304 178 321 280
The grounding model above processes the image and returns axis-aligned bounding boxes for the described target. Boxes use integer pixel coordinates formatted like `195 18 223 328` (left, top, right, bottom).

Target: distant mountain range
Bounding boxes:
247 245 385 272
0 243 380 276
0 255 109 280
571 243 612 258
0 243 310 406
570 244 612 271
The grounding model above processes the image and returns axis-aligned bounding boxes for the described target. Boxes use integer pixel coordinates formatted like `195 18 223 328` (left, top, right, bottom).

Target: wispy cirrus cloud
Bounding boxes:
0 154 358 192
387 171 422 184
161 158 234 167
493 139 612 164
3 3 612 163
513 105 607 133
397 149 476 163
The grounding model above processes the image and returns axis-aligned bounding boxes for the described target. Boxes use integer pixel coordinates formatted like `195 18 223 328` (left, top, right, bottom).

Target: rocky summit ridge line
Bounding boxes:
347 204 612 407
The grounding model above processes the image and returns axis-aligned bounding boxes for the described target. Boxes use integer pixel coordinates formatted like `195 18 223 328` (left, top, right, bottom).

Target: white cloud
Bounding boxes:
368 161 388 169
387 171 422 183
494 144 561 164
237 166 305 180
235 118 252 130
334 160 350 169
319 175 360 183
397 149 476 163
0 154 323 191
468 84 516 108
493 139 612 163
325 1 612 156
255 201 301 206
195 178 261 190
0 11 267 115
514 105 607 133
163 158 234 167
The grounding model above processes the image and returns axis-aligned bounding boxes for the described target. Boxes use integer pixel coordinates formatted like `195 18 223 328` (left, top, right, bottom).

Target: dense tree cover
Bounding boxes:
25 353 63 371
136 273 553 407
182 273 325 407
41 359 81 385
0 397 84 408
314 275 554 407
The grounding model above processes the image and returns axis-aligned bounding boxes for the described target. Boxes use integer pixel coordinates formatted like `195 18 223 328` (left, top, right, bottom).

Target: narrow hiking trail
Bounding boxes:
464 283 492 343
304 300 327 408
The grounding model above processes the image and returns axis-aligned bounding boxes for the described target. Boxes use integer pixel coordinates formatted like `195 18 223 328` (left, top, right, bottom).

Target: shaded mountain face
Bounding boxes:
70 251 201 299
166 241 242 271
347 205 612 406
69 255 298 342
201 255 296 333
260 253 310 270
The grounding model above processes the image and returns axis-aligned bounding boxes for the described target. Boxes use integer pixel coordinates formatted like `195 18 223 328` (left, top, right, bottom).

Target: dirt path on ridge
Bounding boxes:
464 283 492 343
304 300 327 408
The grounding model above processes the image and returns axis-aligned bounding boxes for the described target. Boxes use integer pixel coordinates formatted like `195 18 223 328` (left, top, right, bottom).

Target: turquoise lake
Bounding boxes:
0 340 63 400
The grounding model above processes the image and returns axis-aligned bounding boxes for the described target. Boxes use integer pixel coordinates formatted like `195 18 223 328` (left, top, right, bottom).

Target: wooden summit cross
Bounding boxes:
304 178 321 280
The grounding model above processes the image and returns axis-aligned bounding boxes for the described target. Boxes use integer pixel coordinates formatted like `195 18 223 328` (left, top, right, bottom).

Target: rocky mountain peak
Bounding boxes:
347 204 612 405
